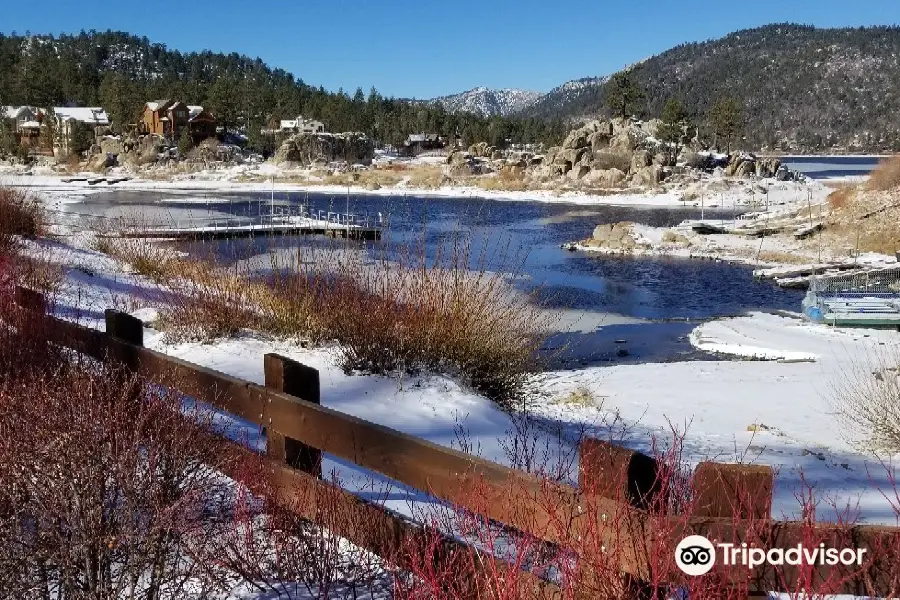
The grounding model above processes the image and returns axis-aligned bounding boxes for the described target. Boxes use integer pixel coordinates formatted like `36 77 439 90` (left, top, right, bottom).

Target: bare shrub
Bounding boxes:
201 463 394 599
0 322 237 599
835 350 900 452
0 186 45 255
827 185 855 210
866 156 900 192
316 235 555 403
103 228 553 403
92 236 180 282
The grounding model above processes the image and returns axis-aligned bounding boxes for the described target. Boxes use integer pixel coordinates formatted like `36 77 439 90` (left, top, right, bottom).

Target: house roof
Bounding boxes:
187 105 204 119
53 107 110 126
407 133 440 143
2 106 37 120
146 99 171 112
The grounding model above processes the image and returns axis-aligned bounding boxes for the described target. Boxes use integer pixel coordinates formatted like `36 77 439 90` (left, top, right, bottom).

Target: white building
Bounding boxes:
52 107 110 157
279 115 325 134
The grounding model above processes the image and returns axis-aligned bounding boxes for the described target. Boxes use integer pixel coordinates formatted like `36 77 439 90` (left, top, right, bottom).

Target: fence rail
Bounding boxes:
11 286 900 597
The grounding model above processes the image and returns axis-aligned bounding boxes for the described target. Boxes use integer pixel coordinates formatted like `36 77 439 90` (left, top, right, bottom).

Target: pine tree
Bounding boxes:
605 71 645 120
177 127 193 156
205 74 241 134
708 97 744 153
656 98 691 163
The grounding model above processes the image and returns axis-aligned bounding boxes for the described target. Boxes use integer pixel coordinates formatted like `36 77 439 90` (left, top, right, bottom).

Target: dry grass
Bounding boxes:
406 165 445 188
827 184 856 210
553 386 599 407
475 169 530 192
866 156 900 192
94 230 555 403
757 250 813 265
91 236 180 282
0 186 45 255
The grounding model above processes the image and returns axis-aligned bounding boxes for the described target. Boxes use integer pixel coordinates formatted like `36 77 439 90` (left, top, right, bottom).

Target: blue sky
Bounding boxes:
1 0 896 99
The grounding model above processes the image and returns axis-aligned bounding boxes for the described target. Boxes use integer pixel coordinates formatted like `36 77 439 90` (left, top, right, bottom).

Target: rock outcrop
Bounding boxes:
579 221 651 252
533 119 665 188
274 132 374 166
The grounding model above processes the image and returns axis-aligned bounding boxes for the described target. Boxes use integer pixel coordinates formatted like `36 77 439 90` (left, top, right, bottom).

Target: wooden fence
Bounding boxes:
11 286 900 598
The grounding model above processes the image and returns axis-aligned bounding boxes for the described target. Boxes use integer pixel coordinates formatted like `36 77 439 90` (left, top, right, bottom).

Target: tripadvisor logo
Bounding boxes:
675 535 716 576
675 535 868 576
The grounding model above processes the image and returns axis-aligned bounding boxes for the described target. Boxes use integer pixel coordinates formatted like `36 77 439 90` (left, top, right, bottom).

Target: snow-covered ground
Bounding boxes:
0 161 832 211
30 219 900 528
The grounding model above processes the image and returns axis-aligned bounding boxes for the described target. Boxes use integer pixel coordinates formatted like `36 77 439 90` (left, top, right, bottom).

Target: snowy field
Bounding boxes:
10 173 900 599
0 162 832 212
32 214 900 528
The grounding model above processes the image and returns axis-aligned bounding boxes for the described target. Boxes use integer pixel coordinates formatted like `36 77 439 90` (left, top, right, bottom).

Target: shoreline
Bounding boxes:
2 168 834 213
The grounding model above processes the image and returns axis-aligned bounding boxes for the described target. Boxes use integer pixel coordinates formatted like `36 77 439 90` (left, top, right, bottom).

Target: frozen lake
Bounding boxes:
780 155 883 179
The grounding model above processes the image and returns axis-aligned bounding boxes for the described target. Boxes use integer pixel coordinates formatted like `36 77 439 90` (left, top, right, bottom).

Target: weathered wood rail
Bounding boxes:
11 286 900 598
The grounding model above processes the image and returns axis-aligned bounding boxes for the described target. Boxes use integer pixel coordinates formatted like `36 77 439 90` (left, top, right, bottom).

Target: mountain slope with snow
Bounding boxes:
428 86 543 117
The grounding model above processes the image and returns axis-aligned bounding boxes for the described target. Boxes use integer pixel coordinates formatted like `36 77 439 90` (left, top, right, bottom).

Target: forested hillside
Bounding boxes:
521 24 900 152
0 31 565 149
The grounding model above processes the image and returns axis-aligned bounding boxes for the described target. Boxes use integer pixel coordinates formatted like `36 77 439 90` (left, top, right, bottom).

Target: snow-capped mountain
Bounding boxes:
429 86 543 117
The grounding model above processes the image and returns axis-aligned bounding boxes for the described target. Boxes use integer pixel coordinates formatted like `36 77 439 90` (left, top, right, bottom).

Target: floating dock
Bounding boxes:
117 217 382 241
807 296 900 328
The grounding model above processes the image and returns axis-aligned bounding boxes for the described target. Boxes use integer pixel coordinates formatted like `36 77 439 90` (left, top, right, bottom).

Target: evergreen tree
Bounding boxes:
656 98 691 163
708 97 744 153
177 127 193 156
605 71 645 120
205 74 242 134
99 72 140 132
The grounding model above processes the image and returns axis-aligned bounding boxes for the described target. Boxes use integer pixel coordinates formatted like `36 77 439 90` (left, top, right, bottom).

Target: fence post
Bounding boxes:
578 438 661 599
692 462 774 598
263 353 322 477
14 286 47 313
692 462 773 520
104 309 144 372
579 438 660 509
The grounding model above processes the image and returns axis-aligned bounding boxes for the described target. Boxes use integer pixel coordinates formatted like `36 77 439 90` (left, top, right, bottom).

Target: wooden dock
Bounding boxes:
116 217 382 241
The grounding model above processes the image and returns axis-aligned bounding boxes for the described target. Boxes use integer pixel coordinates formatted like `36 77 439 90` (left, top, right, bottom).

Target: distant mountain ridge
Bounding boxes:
520 24 900 152
427 86 543 117
434 24 900 152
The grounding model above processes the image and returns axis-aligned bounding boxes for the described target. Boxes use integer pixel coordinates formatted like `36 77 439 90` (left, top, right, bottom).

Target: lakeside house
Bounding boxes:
402 133 445 156
1 106 45 152
141 100 217 143
2 106 38 132
277 116 326 135
187 105 217 142
52 107 110 158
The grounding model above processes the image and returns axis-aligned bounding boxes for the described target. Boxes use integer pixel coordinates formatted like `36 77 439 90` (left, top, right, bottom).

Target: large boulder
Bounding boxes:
562 128 590 150
735 160 756 178
630 149 652 173
568 163 592 181
609 128 647 155
591 151 631 172
641 118 662 138
631 165 664 187
274 132 374 166
592 221 633 242
756 157 782 178
588 130 611 151
583 167 626 188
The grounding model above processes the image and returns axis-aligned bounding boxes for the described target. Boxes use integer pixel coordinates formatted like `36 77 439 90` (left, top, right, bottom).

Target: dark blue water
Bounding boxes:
781 156 882 180
79 190 804 368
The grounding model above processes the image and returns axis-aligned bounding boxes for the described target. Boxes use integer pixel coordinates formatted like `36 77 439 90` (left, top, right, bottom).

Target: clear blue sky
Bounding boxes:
1 0 896 99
